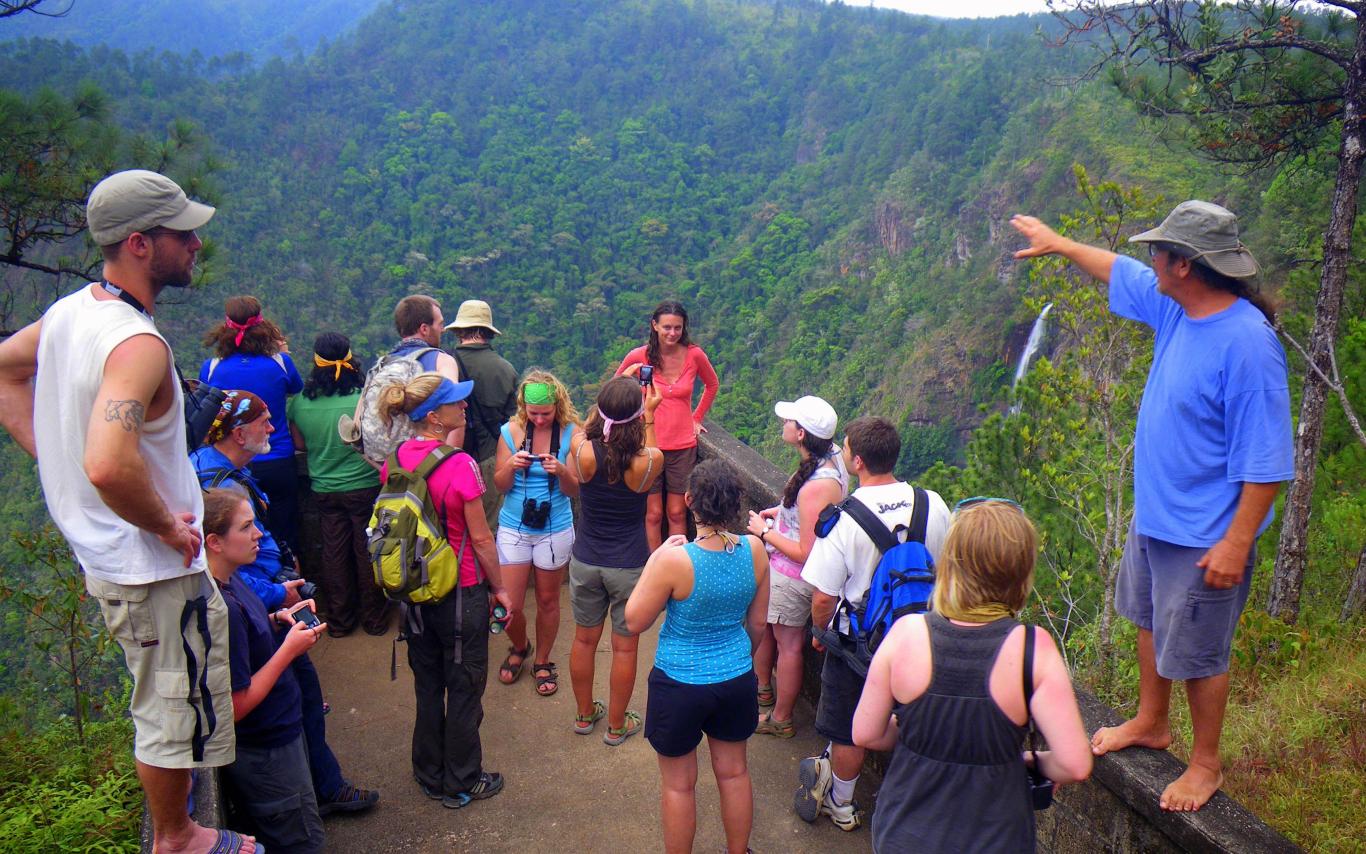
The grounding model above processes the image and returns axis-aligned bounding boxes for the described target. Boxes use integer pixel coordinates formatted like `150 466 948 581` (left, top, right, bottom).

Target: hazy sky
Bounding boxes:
844 0 1053 18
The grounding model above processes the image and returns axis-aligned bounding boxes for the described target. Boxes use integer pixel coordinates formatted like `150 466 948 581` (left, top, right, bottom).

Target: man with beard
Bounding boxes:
191 390 381 819
0 171 257 853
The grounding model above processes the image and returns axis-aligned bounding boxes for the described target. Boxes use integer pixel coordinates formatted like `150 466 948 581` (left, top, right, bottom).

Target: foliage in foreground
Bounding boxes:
0 708 140 853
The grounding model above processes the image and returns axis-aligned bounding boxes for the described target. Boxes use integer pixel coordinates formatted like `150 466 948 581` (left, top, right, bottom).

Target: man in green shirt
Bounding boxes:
446 300 519 530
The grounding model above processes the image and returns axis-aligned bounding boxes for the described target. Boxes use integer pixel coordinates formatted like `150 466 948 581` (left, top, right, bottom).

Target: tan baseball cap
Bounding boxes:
445 299 502 335
86 169 216 246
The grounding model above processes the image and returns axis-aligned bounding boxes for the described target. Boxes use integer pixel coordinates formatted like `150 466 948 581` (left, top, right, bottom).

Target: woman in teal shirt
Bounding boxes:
287 332 386 637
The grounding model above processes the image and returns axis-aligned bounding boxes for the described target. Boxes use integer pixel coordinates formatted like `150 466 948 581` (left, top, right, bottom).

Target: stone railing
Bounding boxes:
695 423 1301 854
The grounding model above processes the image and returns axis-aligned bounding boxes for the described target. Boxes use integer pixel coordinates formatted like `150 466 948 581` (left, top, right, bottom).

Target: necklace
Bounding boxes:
694 525 739 553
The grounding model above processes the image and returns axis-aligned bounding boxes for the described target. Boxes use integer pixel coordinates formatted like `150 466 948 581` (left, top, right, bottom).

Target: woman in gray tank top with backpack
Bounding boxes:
851 499 1092 853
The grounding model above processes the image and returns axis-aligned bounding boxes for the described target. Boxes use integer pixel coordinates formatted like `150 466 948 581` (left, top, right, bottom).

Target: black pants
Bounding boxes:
408 584 489 795
249 456 301 554
315 485 387 634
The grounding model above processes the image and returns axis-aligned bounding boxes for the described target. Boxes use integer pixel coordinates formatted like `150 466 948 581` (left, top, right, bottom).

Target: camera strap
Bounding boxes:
519 421 563 499
1023 623 1040 762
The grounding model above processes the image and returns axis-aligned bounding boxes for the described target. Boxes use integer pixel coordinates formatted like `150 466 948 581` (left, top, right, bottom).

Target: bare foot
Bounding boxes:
1090 718 1172 756
1160 762 1223 812
156 823 258 854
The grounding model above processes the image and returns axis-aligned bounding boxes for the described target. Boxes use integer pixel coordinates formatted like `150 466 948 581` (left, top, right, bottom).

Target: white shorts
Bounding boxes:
496 526 575 570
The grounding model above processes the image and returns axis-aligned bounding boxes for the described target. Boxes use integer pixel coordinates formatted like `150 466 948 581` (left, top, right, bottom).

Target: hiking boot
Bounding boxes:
318 781 379 816
793 752 832 823
442 771 504 809
819 792 863 832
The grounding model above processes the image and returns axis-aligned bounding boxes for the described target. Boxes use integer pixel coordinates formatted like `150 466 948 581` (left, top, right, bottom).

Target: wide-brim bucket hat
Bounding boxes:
445 299 502 335
1129 200 1259 280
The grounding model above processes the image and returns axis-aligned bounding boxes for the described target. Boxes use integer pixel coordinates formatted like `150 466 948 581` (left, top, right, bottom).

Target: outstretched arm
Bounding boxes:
0 320 41 456
1010 214 1117 285
85 334 201 567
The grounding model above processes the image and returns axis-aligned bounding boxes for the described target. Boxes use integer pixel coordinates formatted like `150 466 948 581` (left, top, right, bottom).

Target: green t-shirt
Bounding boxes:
287 392 379 494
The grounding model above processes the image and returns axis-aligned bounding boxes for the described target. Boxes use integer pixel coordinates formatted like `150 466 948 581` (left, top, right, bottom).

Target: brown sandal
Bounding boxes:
533 662 559 696
498 644 531 685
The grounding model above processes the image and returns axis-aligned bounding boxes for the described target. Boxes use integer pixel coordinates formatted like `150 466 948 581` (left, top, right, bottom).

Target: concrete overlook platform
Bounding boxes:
311 590 873 853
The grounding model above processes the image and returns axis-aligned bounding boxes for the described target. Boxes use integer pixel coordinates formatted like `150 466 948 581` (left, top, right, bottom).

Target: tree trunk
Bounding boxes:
1266 22 1366 624
1342 541 1366 622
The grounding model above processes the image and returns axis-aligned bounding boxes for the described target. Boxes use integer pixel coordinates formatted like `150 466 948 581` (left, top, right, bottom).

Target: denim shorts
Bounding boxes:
814 650 865 747
1114 522 1254 681
645 667 758 757
496 526 575 570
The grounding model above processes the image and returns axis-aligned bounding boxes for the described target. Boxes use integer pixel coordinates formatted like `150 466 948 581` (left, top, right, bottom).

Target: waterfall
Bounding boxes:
1009 302 1053 412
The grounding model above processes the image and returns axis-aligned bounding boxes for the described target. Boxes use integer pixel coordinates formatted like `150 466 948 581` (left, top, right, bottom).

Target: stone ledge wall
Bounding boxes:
696 424 1301 854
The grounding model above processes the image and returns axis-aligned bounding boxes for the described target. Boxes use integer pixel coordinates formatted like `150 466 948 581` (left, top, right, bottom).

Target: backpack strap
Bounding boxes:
204 467 270 519
413 444 460 480
837 495 899 555
906 486 929 544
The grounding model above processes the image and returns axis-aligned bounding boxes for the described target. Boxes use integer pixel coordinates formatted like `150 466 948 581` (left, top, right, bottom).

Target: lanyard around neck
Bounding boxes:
100 281 151 317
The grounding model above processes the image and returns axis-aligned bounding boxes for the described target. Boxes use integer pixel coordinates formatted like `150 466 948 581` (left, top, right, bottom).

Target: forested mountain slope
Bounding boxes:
0 0 1253 464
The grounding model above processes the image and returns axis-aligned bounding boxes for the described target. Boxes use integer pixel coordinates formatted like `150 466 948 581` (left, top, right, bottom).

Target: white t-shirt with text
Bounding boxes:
801 481 951 631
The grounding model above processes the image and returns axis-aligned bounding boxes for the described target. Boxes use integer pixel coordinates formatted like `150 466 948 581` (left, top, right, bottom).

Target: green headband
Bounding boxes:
523 382 555 406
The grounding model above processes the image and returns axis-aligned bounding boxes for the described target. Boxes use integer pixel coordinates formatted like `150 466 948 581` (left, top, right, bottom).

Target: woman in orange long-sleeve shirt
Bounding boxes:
616 300 720 550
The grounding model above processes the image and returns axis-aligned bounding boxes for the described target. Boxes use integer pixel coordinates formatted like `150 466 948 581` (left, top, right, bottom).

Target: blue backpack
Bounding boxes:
814 486 934 677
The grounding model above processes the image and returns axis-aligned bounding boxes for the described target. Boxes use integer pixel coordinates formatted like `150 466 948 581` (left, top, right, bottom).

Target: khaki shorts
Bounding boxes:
85 570 235 769
649 446 697 496
768 571 815 627
569 558 643 635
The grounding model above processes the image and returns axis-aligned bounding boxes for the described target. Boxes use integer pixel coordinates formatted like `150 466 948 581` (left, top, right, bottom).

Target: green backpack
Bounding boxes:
367 444 467 605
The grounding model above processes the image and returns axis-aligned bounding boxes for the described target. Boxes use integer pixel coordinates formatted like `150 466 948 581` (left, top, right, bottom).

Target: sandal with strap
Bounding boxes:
498 643 531 685
206 828 261 854
603 710 642 746
757 683 775 708
318 780 380 815
755 714 795 739
574 699 606 735
532 662 559 697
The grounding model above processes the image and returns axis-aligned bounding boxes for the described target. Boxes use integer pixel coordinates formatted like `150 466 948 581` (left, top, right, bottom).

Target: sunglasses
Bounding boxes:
954 496 1023 512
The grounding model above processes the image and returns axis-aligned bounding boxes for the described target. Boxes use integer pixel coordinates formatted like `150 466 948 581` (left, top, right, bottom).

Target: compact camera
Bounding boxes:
521 497 552 529
276 567 318 602
1026 765 1054 810
638 365 654 386
293 605 321 630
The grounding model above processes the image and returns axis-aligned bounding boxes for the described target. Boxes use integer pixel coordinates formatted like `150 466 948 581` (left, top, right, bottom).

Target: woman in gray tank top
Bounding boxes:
851 500 1093 853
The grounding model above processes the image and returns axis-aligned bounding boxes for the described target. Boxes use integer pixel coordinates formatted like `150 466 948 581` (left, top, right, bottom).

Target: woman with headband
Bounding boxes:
491 370 581 696
379 372 515 808
566 376 663 744
287 332 387 637
200 295 304 553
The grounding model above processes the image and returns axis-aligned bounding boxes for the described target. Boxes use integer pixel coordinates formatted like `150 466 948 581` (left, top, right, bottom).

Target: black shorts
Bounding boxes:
645 667 758 757
814 650 866 747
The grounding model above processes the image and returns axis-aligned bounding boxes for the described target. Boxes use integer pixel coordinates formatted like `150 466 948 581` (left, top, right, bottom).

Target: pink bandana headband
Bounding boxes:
224 313 263 347
602 403 645 441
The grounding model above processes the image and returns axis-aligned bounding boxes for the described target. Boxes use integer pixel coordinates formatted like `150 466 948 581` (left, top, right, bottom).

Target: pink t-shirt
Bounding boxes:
382 439 486 588
616 344 719 451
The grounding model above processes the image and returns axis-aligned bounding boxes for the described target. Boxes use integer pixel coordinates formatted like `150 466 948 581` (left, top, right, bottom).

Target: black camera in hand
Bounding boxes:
275 567 318 602
1026 766 1054 810
292 605 321 629
520 497 551 529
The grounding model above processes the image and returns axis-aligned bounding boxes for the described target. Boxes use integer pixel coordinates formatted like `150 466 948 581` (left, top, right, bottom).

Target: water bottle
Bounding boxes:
490 604 508 634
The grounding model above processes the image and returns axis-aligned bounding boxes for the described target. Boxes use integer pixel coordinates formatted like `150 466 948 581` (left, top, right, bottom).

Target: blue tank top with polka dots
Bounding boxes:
654 540 756 685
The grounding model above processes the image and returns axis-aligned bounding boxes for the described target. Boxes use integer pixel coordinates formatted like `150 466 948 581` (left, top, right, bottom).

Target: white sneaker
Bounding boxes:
793 753 832 823
820 792 863 832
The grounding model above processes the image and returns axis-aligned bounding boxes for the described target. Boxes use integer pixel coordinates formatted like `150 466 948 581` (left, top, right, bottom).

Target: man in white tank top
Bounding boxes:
0 171 257 854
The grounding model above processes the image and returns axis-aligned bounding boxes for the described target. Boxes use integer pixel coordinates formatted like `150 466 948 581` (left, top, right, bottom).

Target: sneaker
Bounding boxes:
819 792 863 832
793 752 832 823
442 771 504 809
318 781 379 816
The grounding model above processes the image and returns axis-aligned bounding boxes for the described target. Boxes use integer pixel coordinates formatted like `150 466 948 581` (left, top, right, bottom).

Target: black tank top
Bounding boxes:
572 440 650 569
871 612 1034 854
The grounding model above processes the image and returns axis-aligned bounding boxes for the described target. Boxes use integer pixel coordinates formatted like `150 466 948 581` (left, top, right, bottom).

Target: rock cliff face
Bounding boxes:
875 199 914 257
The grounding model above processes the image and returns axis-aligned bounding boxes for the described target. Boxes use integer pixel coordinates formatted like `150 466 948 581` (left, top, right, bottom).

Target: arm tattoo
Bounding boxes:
104 399 146 433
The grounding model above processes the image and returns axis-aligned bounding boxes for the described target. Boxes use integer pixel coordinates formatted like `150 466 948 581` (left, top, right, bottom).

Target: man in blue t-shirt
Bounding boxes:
1011 201 1293 813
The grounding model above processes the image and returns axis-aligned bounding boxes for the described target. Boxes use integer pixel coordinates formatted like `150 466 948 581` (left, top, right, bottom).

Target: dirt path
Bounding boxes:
311 584 876 853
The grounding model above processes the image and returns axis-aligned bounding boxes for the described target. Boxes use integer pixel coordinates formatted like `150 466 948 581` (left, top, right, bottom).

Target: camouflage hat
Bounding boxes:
1129 200 1259 280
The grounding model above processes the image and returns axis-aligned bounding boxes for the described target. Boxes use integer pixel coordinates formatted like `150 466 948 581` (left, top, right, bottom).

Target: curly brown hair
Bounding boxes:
202 295 285 359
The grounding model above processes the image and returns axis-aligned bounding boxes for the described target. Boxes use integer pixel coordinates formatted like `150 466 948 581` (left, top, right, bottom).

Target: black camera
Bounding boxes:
638 365 654 386
275 567 318 602
521 497 551 529
293 605 321 629
1027 766 1054 810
